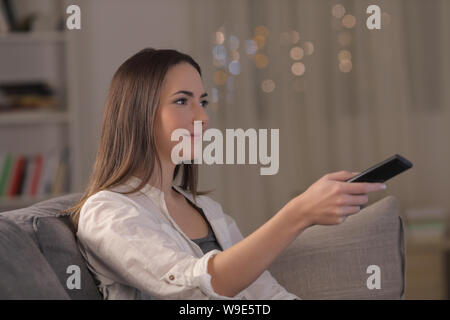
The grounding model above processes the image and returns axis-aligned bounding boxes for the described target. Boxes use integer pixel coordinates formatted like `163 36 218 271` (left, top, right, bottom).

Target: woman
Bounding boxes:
66 48 386 300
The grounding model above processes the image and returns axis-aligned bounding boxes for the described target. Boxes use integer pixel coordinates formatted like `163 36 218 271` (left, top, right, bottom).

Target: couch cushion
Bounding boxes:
34 216 102 300
268 195 405 299
0 218 70 299
0 193 83 241
0 193 102 300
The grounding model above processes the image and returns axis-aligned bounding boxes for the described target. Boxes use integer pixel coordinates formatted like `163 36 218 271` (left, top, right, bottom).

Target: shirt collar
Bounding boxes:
123 175 198 206
122 175 231 252
123 175 165 197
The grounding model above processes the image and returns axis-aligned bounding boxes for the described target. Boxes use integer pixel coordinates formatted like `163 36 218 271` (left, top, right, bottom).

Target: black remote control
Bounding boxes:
346 154 413 183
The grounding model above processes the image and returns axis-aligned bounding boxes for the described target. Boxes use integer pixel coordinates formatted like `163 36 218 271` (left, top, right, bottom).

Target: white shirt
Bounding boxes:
76 176 300 300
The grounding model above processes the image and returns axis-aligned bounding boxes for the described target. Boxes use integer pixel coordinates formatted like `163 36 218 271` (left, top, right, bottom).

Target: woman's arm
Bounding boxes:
208 201 307 298
207 170 387 297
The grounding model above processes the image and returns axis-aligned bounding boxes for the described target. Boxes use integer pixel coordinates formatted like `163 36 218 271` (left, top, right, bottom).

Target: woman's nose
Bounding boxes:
193 103 209 130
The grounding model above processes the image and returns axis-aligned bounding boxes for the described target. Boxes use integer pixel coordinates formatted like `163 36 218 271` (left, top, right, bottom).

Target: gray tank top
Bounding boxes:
190 214 223 254
175 188 223 254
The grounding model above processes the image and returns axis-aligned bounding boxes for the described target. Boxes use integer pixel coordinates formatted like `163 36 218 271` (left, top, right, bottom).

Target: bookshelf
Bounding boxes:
0 29 78 212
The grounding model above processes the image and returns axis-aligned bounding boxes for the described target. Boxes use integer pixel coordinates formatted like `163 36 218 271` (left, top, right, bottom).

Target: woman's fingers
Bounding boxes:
325 170 358 181
336 195 372 223
338 205 361 218
340 181 386 194
339 194 369 206
325 171 386 194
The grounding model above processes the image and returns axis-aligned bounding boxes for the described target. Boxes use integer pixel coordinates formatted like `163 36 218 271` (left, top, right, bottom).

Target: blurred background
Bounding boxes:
0 0 449 299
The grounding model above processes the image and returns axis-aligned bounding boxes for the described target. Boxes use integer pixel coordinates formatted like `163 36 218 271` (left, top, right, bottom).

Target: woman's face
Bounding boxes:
155 62 209 164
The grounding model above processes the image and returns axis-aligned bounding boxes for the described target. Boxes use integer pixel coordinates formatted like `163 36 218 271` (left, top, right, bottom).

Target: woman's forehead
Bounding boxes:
162 63 204 96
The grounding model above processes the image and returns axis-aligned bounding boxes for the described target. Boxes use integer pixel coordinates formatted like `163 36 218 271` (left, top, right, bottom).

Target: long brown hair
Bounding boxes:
64 48 210 231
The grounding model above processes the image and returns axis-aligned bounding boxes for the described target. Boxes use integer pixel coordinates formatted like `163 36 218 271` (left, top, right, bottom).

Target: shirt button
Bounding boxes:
169 275 175 281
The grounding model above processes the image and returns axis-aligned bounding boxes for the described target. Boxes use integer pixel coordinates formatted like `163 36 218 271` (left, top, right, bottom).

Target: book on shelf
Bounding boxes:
0 81 59 112
7 153 25 196
0 148 69 201
28 154 43 197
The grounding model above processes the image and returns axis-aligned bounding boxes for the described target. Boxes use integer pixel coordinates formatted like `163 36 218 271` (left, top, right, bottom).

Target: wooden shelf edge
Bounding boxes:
0 110 70 125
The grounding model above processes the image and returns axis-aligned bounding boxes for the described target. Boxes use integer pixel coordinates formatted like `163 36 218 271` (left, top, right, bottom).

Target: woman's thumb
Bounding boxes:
327 170 360 181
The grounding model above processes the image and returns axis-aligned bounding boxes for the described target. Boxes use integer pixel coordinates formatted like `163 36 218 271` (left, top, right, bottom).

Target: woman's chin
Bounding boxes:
176 156 200 164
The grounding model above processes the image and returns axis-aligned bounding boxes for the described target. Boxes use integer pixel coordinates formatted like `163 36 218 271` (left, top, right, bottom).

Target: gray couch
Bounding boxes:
0 193 405 300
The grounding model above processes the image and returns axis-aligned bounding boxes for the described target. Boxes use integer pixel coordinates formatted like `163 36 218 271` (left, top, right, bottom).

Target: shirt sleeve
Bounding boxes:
77 191 245 300
221 206 302 300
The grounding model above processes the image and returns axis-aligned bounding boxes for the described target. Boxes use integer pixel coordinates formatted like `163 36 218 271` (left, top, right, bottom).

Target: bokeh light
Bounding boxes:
245 39 258 55
215 31 225 45
253 35 266 50
339 59 352 73
342 14 356 28
332 4 346 19
228 60 241 75
212 45 227 60
254 53 269 69
228 35 240 51
231 50 240 61
291 62 306 76
290 30 300 44
261 79 275 93
290 47 304 60
213 57 226 68
303 41 314 55
213 70 228 85
338 49 352 62
254 25 269 37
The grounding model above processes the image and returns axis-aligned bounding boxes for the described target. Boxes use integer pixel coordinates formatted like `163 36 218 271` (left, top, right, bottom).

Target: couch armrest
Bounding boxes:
268 195 405 299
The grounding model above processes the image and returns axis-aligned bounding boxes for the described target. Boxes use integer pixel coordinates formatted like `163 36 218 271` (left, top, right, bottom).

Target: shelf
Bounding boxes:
0 110 70 125
0 15 80 193
0 31 66 44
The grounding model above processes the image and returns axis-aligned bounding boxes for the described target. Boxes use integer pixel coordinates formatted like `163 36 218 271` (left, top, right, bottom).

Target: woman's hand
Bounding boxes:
284 170 387 228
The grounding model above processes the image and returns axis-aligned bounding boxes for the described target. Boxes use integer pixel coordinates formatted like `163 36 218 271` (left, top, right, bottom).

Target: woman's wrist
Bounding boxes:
278 195 311 235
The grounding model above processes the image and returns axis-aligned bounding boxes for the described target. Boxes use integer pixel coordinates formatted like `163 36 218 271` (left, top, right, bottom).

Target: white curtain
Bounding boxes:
189 0 450 235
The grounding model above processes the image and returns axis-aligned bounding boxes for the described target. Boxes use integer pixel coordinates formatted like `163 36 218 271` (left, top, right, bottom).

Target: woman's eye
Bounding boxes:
175 98 187 105
174 97 208 108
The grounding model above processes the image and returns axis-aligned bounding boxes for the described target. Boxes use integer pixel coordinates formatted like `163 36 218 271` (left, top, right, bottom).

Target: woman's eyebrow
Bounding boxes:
171 90 208 98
